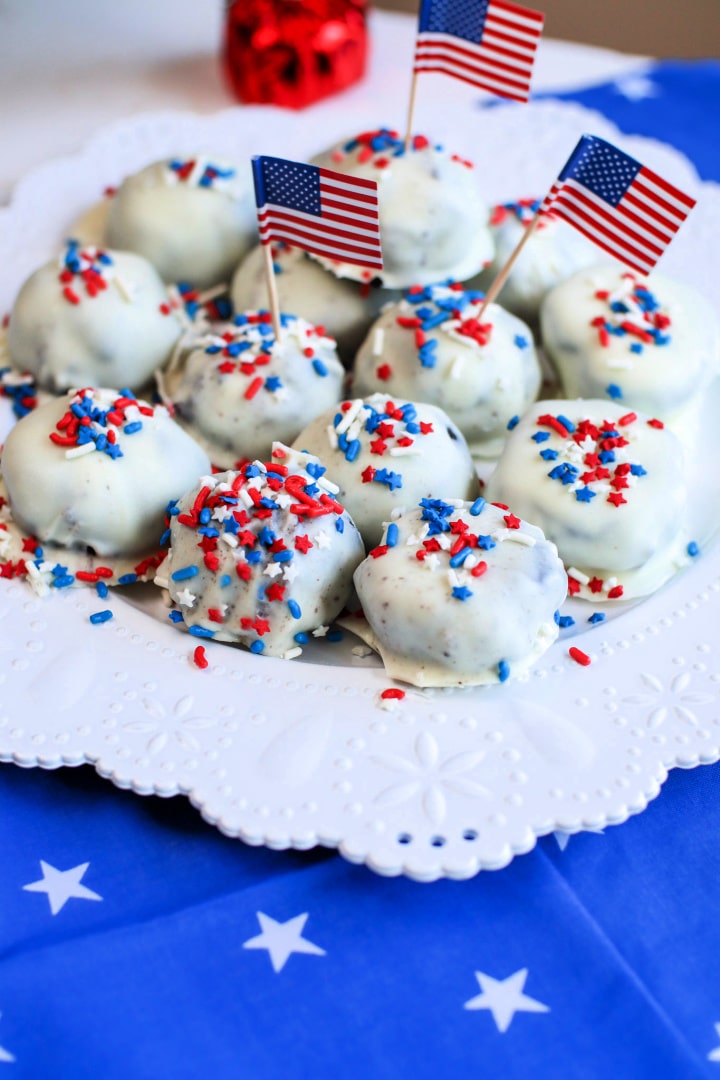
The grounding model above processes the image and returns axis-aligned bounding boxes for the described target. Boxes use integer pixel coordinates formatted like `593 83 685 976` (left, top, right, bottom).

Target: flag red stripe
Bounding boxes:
319 181 379 209
320 196 380 221
632 176 693 222
622 189 681 238
318 167 378 193
258 208 382 250
546 191 662 263
416 33 535 74
544 207 653 274
550 185 665 257
414 45 531 90
413 60 529 99
491 0 545 26
258 227 383 269
485 12 544 39
637 165 697 209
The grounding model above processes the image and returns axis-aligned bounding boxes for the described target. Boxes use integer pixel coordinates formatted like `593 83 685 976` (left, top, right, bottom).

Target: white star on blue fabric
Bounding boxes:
22 860 102 916
614 75 658 101
464 969 549 1032
708 1022 720 1062
0 1014 15 1065
242 912 326 973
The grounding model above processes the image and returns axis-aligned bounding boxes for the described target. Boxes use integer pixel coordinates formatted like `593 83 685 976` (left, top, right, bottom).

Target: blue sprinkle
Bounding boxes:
687 541 700 557
532 431 550 443
452 586 473 601
199 508 211 525
540 448 559 461
171 565 199 581
514 334 529 349
598 450 616 464
630 464 647 476
575 487 596 503
220 574 232 587
51 575 75 589
327 630 344 643
123 421 143 435
497 660 510 683
294 632 309 644
335 517 344 533
168 610 184 623
89 610 113 625
386 522 399 548
288 599 302 620
273 550 293 563
606 383 623 400
189 625 215 639
246 550 262 564
555 414 576 433
312 358 328 377
588 612 606 624
249 640 265 654
96 581 109 599
557 614 575 628
450 547 471 568
630 342 644 355
507 415 519 430
117 573 138 586
346 439 361 463
470 497 486 516
477 535 496 551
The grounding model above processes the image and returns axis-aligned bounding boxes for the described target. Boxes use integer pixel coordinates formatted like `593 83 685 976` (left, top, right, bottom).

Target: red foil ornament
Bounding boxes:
223 0 369 110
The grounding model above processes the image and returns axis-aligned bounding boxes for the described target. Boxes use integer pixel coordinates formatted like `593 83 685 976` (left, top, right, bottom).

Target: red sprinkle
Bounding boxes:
569 647 591 667
193 645 209 669
380 688 406 700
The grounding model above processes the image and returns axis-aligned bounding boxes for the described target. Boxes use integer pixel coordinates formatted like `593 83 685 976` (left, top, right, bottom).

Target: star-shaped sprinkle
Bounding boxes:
22 860 102 916
242 912 326 973
464 969 549 1032
176 587 196 607
315 531 332 549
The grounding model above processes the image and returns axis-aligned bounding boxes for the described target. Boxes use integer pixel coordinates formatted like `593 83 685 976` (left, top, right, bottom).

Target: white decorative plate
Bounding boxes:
1 101 720 882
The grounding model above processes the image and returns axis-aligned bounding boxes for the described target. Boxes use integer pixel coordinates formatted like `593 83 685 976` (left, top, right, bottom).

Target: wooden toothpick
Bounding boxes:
261 243 282 342
476 211 543 319
404 70 419 152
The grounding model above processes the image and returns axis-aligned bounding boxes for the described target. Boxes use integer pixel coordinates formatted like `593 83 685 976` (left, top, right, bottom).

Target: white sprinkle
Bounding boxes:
603 577 618 592
317 475 340 495
424 553 440 571
447 568 460 588
437 533 451 550
389 446 422 457
220 533 238 548
212 505 234 522
263 562 283 578
154 574 169 590
494 528 536 546
188 156 208 186
326 424 339 450
464 554 478 570
276 492 293 510
372 327 385 357
282 563 299 583
283 647 303 661
312 625 329 637
315 530 332 549
199 474 219 489
65 442 98 459
352 644 374 658
448 355 465 380
238 488 254 508
113 276 135 303
567 566 590 586
334 398 365 436
176 588 196 607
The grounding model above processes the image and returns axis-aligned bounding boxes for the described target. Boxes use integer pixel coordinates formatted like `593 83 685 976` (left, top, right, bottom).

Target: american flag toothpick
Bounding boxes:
405 0 544 146
478 133 697 317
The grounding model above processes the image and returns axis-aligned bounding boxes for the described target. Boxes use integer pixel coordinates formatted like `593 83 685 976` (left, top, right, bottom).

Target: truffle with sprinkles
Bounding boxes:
292 392 479 546
7 243 183 393
486 398 692 601
468 198 599 324
158 444 364 658
541 265 720 423
0 388 210 587
353 282 541 457
351 498 567 687
309 128 493 288
106 156 257 290
159 310 345 468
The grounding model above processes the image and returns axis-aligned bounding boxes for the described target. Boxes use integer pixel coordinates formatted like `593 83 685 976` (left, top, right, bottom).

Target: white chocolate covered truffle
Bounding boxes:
231 243 393 364
292 393 478 547
106 156 256 290
352 498 566 687
161 447 365 658
7 243 182 393
352 283 542 457
160 311 345 468
485 399 690 601
1 388 210 561
540 266 720 422
310 128 493 288
470 198 601 323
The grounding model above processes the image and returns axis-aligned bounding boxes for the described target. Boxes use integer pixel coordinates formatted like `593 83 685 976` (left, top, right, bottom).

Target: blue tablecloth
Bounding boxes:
2 58 720 1079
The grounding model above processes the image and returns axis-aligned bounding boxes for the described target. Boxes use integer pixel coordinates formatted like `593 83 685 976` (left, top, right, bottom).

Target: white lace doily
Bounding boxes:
1 101 719 882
